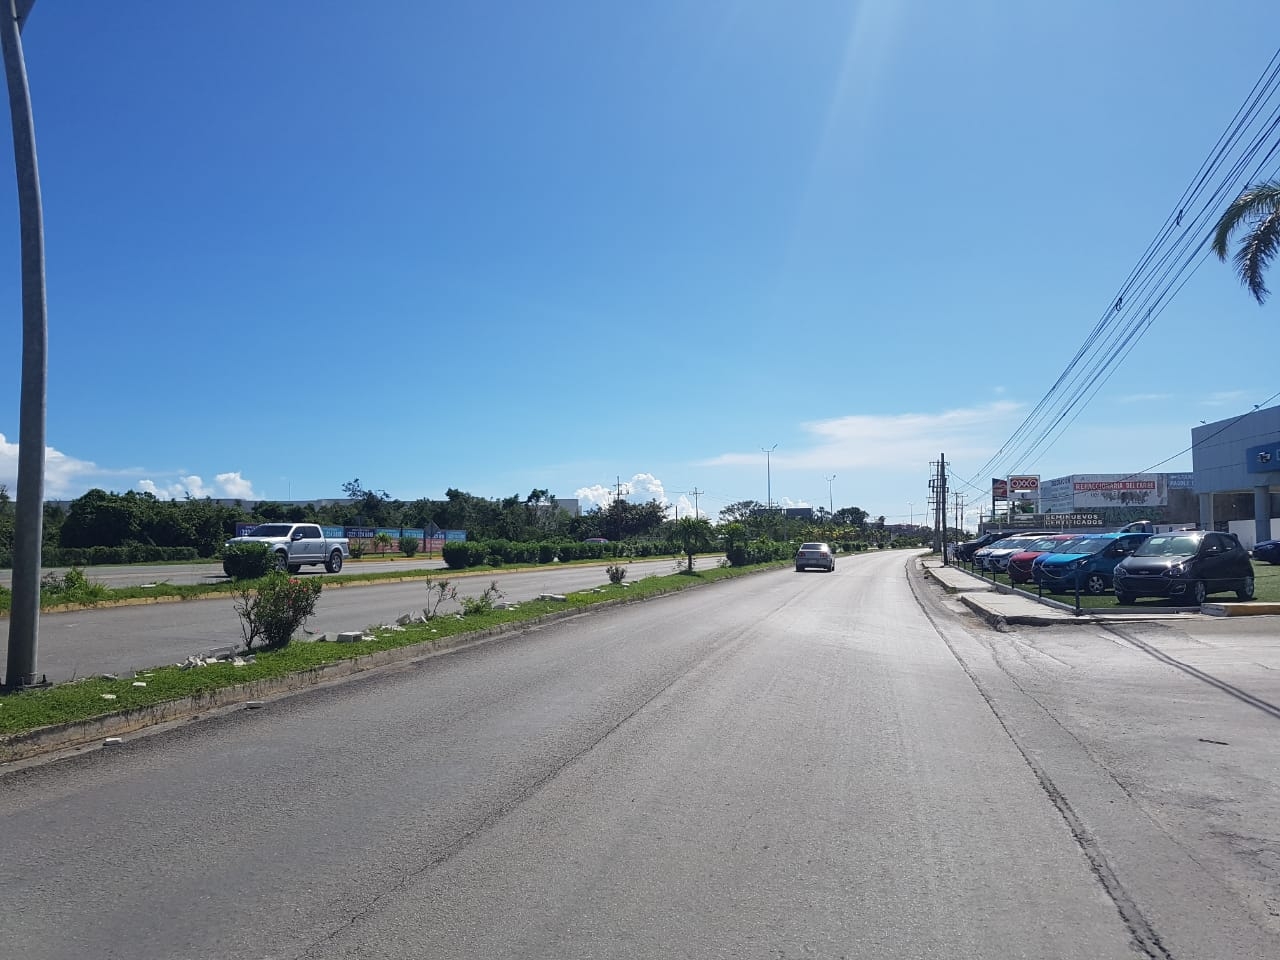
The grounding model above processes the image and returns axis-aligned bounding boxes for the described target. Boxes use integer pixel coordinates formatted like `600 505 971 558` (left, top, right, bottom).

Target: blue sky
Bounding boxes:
0 1 1277 527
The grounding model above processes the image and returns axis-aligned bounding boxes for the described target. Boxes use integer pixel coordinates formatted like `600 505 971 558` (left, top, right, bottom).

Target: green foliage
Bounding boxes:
423 577 458 618
669 517 715 573
233 572 322 650
399 536 420 557
538 542 557 564
460 580 504 616
373 532 395 556
221 542 277 580
726 536 791 567
606 562 627 585
39 567 110 606
349 540 366 559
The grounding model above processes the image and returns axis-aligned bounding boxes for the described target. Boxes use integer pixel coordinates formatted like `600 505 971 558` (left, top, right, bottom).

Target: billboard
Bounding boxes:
1008 475 1040 493
1070 474 1166 509
991 478 1008 499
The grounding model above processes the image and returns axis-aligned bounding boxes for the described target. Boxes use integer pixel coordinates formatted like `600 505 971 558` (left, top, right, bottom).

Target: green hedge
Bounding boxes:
726 537 792 567
40 544 201 567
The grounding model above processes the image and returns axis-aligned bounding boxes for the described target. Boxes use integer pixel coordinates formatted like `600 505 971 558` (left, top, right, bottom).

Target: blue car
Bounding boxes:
1253 538 1280 564
1032 532 1152 595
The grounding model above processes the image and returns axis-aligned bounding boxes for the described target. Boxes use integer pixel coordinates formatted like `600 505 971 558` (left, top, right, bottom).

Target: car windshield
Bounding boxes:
1025 537 1065 551
1135 535 1201 557
1056 537 1112 555
246 524 293 537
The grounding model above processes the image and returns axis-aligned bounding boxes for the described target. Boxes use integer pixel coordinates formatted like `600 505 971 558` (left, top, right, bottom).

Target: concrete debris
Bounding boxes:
100 694 117 700
100 673 118 681
103 737 123 745
396 613 413 626
246 701 264 710
132 681 147 687
231 657 247 667
335 631 364 643
538 594 567 602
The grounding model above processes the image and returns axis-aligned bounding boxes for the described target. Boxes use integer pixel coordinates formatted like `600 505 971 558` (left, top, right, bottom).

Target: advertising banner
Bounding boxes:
1071 474 1166 509
991 478 1008 499
1039 476 1075 514
1008 475 1040 493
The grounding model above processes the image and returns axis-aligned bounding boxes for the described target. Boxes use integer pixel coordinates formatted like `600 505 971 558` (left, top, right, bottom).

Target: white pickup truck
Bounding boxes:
224 523 350 575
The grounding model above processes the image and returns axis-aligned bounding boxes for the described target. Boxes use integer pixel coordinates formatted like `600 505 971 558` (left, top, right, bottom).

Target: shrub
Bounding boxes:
349 539 367 559
442 541 470 569
460 580 503 616
233 572 322 650
400 536 420 557
221 542 277 580
538 542 557 564
606 562 627 585
39 567 109 605
423 577 457 618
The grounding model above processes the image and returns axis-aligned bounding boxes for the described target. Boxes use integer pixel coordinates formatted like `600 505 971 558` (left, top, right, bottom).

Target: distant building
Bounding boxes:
1191 403 1280 548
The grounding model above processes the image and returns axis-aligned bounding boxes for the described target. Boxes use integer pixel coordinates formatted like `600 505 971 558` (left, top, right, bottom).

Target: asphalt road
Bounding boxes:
7 552 1269 960
0 557 693 682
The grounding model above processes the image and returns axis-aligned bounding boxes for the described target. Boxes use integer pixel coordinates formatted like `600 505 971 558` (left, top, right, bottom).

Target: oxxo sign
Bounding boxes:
1008 475 1040 493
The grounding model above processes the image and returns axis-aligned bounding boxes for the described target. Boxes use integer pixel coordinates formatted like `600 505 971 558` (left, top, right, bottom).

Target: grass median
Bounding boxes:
0 560 786 739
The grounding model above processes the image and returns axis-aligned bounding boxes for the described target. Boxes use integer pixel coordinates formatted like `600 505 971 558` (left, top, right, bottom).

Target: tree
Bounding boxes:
1211 179 1280 304
718 500 764 524
669 516 714 573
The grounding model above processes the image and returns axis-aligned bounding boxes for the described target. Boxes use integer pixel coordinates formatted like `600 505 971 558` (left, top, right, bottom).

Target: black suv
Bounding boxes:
1112 530 1255 605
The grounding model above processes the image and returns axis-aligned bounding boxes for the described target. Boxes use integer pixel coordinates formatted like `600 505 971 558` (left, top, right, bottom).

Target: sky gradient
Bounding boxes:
1 1 1277 528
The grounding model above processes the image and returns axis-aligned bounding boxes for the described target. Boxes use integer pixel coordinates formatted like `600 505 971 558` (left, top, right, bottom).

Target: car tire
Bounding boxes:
326 550 344 574
1116 592 1135 605
1237 576 1255 601
274 551 289 572
287 564 302 575
1189 580 1208 605
222 563 234 579
795 566 804 573
1084 573 1108 596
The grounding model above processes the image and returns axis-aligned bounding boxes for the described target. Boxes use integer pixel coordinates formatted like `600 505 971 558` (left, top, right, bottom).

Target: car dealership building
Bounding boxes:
1192 402 1280 548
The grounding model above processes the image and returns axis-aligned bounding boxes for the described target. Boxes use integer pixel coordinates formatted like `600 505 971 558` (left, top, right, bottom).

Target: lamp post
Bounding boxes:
762 444 777 510
909 501 914 526
825 474 836 515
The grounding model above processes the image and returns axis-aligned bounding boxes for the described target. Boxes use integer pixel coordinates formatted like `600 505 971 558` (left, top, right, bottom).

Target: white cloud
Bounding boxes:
1203 390 1246 406
1117 392 1173 403
0 432 119 498
136 472 258 500
575 472 673 511
699 401 1023 473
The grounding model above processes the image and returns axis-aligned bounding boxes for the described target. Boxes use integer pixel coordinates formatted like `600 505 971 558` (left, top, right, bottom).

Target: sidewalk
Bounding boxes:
918 558 1206 628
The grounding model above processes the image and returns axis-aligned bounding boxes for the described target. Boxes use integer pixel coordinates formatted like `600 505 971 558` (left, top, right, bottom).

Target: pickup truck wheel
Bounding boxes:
325 549 344 574
287 564 302 575
274 551 289 572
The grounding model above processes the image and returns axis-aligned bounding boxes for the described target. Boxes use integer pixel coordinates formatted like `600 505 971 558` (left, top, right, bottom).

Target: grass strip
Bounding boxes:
0 555 724 615
0 561 786 737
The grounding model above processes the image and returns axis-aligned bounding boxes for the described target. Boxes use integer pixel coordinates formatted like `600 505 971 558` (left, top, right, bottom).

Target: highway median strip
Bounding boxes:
0 561 786 758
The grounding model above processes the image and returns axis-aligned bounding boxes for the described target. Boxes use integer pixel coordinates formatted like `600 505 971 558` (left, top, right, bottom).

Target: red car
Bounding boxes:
1006 534 1083 583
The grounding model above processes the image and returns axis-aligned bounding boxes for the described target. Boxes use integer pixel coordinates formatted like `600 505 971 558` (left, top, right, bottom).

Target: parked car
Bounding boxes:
795 542 835 572
1252 538 1280 564
976 535 1048 573
955 531 1016 563
1033 532 1152 595
1112 530 1255 605
1005 534 1082 583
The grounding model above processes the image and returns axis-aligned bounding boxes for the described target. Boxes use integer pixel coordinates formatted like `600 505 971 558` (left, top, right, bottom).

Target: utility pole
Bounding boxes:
825 474 836 515
3 0 47 691
687 487 703 520
953 491 964 539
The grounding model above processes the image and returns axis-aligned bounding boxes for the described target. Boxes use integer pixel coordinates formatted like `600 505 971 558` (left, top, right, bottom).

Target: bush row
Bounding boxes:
38 544 202 567
441 538 674 570
725 537 793 567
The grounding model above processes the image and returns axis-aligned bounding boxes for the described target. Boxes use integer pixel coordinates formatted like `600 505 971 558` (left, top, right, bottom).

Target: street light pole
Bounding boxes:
825 474 836 515
762 444 777 510
3 0 47 691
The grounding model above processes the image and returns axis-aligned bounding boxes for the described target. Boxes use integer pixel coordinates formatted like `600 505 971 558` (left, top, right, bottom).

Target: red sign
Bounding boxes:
991 478 1008 498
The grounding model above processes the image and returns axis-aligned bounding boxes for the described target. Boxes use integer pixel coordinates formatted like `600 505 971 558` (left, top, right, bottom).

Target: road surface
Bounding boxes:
7 550 1278 958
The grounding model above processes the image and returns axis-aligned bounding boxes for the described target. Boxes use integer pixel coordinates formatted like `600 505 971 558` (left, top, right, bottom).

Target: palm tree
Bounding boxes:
1211 180 1280 304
